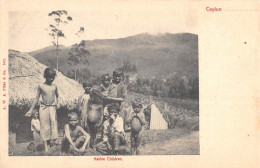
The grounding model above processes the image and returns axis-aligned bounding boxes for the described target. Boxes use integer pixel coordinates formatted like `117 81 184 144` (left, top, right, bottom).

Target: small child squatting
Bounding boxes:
126 100 146 155
25 67 60 153
61 112 90 154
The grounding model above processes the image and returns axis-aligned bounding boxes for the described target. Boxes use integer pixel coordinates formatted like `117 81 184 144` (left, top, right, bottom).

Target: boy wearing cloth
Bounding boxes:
25 67 60 153
103 103 126 155
126 99 146 155
61 112 90 154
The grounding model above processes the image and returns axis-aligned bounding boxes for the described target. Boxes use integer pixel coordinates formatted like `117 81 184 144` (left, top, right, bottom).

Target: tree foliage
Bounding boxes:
128 75 199 99
46 10 73 70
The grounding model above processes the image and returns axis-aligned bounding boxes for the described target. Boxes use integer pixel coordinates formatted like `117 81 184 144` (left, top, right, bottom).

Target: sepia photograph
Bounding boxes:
8 9 199 156
1 0 259 168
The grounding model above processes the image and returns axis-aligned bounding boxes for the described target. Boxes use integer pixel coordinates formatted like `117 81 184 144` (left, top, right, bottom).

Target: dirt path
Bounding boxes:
11 128 199 156
140 131 199 155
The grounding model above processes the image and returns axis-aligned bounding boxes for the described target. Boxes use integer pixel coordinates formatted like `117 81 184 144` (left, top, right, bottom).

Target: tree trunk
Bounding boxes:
56 36 59 70
74 69 76 81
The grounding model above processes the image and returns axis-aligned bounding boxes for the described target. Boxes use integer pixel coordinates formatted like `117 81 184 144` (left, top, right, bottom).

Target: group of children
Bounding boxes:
25 67 146 155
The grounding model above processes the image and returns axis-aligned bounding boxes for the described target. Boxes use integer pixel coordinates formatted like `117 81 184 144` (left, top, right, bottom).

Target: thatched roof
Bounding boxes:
9 49 84 109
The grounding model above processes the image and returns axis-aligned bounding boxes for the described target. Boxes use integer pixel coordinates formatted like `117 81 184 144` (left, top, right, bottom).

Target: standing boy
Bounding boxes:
77 82 92 127
126 99 146 155
25 67 60 153
106 68 129 131
61 112 90 154
100 74 111 120
100 74 111 97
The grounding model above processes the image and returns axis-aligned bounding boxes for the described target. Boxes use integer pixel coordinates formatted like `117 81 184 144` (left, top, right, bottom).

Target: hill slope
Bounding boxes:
29 33 198 77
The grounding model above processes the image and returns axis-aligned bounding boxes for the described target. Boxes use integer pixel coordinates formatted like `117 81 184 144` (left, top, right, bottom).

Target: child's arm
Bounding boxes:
55 85 60 109
106 97 124 102
25 86 41 117
78 126 90 152
114 117 125 135
64 124 79 152
125 111 135 124
77 95 83 112
32 120 40 133
137 112 146 125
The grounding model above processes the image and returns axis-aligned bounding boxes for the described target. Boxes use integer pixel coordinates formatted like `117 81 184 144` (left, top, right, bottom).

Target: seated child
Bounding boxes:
61 112 90 154
125 99 146 155
103 103 126 155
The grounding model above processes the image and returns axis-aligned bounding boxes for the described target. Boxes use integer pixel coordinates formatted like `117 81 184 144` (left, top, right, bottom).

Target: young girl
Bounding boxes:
31 110 41 151
25 67 60 153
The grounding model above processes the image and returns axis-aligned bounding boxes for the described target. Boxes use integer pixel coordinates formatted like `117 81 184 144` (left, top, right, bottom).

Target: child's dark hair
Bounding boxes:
107 103 120 113
83 82 92 87
101 74 111 81
113 68 123 77
44 67 56 78
68 112 79 120
132 98 143 108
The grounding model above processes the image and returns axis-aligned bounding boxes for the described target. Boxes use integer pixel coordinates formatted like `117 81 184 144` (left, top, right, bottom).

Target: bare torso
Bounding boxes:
67 125 81 141
40 83 57 105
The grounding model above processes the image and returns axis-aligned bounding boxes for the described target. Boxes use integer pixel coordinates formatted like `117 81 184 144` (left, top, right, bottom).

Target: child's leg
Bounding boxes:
130 132 136 155
49 106 58 145
43 140 49 152
74 136 86 149
39 104 51 149
135 132 143 155
61 138 70 153
111 132 123 155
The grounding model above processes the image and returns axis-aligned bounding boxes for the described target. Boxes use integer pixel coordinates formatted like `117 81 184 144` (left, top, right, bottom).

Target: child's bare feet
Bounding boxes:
44 146 50 153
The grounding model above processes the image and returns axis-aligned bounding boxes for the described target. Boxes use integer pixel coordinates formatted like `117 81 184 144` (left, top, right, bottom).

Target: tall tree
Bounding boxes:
67 39 90 81
47 10 72 70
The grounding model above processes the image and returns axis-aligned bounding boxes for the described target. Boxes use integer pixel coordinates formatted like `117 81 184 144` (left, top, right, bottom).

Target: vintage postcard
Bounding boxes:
0 0 259 167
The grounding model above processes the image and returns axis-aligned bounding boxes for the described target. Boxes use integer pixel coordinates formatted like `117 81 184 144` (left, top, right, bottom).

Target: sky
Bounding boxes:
8 2 198 52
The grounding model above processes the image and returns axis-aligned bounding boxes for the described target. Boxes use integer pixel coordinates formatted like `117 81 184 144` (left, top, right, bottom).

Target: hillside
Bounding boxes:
29 33 198 78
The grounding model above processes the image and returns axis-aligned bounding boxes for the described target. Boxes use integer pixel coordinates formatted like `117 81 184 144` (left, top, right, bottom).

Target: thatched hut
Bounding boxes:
9 49 84 109
9 49 84 143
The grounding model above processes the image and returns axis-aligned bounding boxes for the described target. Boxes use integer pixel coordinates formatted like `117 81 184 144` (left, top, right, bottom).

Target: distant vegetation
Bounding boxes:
127 75 199 100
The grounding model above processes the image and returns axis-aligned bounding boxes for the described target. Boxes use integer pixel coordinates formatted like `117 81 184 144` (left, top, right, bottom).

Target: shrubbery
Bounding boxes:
128 75 199 100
